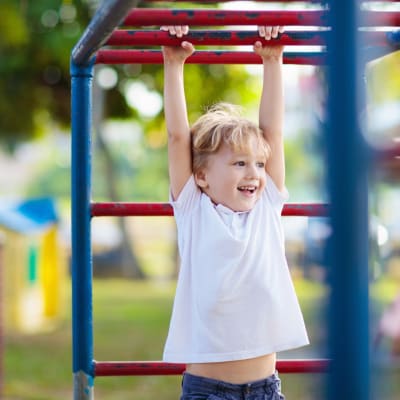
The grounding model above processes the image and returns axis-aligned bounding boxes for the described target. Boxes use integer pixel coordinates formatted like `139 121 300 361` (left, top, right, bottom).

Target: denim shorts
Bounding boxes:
180 371 285 400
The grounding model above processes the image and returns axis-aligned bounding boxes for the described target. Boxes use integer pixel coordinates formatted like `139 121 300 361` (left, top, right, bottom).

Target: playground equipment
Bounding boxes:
0 197 66 333
70 1 400 399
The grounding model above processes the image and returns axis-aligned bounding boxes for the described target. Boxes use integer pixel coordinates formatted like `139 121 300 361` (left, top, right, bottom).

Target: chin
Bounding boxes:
236 204 255 213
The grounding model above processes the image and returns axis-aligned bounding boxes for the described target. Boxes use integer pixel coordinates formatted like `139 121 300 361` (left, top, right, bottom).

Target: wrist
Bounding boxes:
262 54 283 64
164 58 186 68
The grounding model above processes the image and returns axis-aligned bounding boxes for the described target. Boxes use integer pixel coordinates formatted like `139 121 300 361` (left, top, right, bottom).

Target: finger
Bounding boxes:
182 25 189 35
175 25 183 38
182 41 195 53
161 26 175 35
258 26 266 38
265 26 272 40
271 26 279 39
279 26 285 34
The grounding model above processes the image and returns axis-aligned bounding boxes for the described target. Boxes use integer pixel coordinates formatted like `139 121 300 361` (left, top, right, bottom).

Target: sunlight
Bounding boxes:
96 66 118 90
124 81 163 118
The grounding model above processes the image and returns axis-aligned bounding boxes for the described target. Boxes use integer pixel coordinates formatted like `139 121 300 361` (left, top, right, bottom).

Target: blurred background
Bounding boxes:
0 0 400 399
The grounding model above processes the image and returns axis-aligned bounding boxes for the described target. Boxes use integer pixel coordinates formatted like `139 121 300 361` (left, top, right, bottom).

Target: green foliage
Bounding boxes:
0 3 29 47
26 161 71 199
0 1 92 145
92 138 170 202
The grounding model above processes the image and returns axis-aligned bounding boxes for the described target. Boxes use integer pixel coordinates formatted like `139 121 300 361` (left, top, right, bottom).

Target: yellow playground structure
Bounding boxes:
0 197 67 333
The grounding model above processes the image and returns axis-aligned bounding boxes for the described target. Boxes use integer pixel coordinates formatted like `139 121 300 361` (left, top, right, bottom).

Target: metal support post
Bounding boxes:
72 0 141 66
325 1 370 399
71 60 95 400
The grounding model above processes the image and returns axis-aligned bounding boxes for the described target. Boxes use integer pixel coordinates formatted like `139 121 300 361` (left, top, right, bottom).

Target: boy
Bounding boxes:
162 25 309 400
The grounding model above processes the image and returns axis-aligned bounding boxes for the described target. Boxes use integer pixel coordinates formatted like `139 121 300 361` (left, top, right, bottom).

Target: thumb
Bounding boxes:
182 41 195 53
253 41 262 52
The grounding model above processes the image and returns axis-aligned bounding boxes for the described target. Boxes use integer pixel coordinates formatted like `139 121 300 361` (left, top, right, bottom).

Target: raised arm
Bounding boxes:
161 26 195 200
254 26 286 192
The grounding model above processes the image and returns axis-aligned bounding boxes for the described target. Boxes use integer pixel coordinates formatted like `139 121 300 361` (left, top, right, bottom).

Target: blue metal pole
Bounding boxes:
70 2 144 398
325 1 370 399
72 0 141 66
71 59 95 400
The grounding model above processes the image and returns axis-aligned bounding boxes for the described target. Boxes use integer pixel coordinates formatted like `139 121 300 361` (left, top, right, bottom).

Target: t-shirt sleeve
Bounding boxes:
169 175 201 220
264 174 289 213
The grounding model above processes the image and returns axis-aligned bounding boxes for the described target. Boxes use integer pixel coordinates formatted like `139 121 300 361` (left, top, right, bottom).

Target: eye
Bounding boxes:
234 161 245 166
256 161 265 168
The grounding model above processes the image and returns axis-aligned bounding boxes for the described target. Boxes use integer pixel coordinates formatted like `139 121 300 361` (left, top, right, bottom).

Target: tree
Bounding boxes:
3 1 264 279
0 1 89 145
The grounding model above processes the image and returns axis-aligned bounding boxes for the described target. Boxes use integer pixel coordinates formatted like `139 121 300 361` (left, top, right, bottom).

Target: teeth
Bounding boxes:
238 186 256 191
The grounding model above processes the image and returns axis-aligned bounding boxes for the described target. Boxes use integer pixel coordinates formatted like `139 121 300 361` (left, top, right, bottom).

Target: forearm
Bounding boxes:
259 55 284 142
164 62 190 140
254 28 286 189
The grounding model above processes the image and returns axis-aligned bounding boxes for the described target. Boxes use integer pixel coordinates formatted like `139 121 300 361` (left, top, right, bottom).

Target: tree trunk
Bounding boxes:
92 73 145 279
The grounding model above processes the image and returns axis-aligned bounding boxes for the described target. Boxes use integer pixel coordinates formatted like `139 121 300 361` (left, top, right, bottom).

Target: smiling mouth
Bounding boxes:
237 186 257 195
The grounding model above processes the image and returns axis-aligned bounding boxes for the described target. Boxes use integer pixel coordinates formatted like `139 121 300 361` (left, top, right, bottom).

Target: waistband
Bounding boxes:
182 371 281 398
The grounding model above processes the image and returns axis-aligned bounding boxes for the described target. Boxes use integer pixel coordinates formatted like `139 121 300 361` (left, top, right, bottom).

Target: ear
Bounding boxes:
194 169 208 189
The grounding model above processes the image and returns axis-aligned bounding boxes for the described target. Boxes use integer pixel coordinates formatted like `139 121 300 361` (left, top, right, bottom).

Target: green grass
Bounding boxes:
4 280 182 400
4 277 400 399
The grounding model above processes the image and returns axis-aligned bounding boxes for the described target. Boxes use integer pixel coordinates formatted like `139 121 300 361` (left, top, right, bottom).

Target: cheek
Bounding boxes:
260 176 267 190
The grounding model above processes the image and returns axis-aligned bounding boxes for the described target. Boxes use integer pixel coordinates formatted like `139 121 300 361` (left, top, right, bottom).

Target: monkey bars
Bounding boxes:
96 49 327 65
94 359 331 376
91 202 329 217
71 1 400 399
71 0 141 66
123 9 400 27
95 9 400 67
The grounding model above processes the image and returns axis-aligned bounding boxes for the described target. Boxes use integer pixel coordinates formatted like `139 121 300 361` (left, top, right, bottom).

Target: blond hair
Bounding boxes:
190 103 271 173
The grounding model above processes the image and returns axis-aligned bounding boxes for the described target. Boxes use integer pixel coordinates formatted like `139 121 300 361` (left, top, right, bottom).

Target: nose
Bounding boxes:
246 163 259 178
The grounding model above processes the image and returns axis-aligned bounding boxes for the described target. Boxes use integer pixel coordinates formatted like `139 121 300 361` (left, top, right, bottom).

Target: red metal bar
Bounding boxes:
124 9 400 28
106 30 391 47
124 9 329 27
92 202 174 217
96 49 326 65
94 359 330 376
142 0 324 2
106 30 327 47
373 142 400 180
91 202 329 217
143 0 400 2
374 142 400 161
352 11 400 27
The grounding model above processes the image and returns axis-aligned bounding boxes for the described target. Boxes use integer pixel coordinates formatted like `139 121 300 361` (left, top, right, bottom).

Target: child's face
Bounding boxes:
195 138 267 212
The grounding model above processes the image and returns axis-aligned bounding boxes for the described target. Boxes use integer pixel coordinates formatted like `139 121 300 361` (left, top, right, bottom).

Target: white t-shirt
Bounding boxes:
163 175 309 363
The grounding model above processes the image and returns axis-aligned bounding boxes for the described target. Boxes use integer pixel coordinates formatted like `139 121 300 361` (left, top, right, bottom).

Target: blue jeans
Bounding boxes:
180 372 285 400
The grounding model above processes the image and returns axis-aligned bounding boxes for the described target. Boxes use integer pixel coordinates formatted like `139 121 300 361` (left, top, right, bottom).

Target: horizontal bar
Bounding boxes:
96 49 326 65
142 0 399 2
142 0 326 3
107 30 326 46
124 9 400 27
106 30 394 47
106 30 327 47
71 0 140 65
91 202 329 217
125 9 329 27
374 142 400 161
94 359 330 376
96 43 400 65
